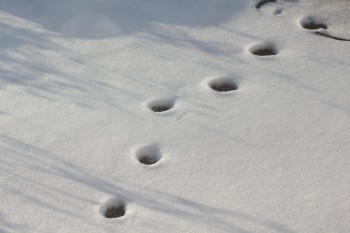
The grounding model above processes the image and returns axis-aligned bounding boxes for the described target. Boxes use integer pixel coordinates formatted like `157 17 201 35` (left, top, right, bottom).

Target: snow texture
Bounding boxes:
0 0 349 232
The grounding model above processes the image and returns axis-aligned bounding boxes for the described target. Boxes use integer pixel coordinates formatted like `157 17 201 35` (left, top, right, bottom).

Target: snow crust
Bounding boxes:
0 0 349 232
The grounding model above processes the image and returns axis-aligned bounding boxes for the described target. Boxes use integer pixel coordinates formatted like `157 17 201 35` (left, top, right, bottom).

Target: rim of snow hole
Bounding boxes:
100 198 127 219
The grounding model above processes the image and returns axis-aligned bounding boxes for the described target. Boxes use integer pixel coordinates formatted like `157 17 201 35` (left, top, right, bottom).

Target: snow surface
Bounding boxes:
0 0 349 232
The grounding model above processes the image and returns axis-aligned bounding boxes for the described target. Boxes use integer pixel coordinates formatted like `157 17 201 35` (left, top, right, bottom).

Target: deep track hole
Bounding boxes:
100 198 126 219
250 43 278 56
104 204 126 218
148 98 175 113
151 105 171 112
135 144 161 165
300 17 327 30
138 154 159 165
210 80 238 92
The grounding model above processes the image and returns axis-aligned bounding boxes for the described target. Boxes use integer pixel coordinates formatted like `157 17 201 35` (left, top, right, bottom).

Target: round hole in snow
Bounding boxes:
209 78 238 92
100 198 126 219
148 98 175 113
135 144 161 165
104 204 125 218
151 105 171 112
249 43 277 56
138 154 159 165
300 16 327 30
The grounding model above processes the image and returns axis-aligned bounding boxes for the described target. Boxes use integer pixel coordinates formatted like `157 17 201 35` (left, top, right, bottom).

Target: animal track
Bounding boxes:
100 198 126 219
300 16 350 41
135 144 161 165
249 43 278 56
148 98 175 113
208 77 238 92
300 16 327 30
256 0 277 9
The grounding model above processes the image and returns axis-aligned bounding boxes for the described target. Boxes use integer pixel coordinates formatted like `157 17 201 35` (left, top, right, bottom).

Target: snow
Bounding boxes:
0 0 349 232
